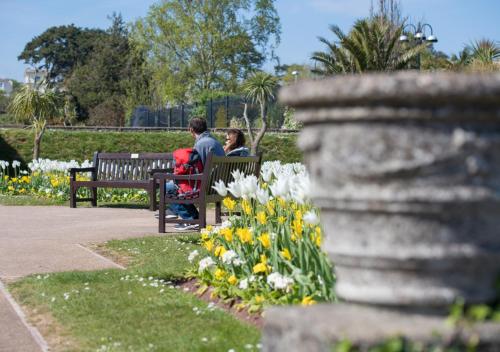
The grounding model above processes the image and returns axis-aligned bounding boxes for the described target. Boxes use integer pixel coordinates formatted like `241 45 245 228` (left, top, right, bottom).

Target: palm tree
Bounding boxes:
312 18 429 75
241 71 279 155
8 85 59 160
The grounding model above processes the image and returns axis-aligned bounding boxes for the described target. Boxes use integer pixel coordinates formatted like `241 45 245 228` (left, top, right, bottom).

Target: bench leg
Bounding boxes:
149 183 157 211
70 184 77 208
159 184 166 233
199 204 206 230
215 202 222 224
91 187 97 207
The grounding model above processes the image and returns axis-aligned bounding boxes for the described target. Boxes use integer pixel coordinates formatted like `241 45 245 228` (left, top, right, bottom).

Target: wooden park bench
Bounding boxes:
69 152 174 210
154 153 262 233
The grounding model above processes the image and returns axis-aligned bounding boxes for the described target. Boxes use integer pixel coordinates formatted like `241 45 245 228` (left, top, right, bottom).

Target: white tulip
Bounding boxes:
255 187 270 205
303 211 320 225
227 181 242 198
212 180 228 196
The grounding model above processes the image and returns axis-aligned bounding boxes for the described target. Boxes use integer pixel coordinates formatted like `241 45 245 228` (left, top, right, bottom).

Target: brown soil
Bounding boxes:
179 279 264 328
88 242 132 267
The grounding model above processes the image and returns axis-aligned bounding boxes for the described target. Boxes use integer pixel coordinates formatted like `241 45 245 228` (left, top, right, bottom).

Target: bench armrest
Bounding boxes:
69 167 96 180
152 172 203 181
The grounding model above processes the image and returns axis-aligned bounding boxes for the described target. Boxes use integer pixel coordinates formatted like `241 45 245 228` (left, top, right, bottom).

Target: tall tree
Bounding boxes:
8 85 59 160
241 71 279 155
18 25 105 85
131 0 280 103
311 18 428 75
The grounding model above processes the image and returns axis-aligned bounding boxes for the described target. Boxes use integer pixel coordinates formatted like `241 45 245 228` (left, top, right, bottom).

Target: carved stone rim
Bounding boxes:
279 71 500 113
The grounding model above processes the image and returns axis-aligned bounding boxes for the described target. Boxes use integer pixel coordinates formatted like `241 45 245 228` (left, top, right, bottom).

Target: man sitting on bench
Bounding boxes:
165 117 225 231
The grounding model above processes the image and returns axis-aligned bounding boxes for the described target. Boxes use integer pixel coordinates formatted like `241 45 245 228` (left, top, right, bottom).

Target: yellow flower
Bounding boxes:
256 211 267 225
33 172 40 177
314 227 322 246
295 209 303 222
8 186 14 191
214 246 227 257
19 188 26 194
280 248 292 261
236 228 253 244
203 239 214 252
258 233 271 249
255 295 265 304
277 216 286 224
265 200 275 215
3 176 8 180
50 179 59 187
223 197 236 211
201 232 210 241
261 182 268 189
206 225 213 232
241 199 252 215
277 197 286 208
292 219 303 237
21 176 30 183
220 227 233 242
260 254 267 264
253 262 268 274
228 275 238 285
214 268 226 280
11 177 18 183
301 296 316 306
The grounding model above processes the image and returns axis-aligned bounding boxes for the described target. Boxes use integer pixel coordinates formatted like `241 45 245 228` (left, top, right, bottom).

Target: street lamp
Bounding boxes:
399 23 438 69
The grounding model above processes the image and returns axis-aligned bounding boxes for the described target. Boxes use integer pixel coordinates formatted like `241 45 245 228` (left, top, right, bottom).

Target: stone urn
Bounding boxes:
280 71 500 310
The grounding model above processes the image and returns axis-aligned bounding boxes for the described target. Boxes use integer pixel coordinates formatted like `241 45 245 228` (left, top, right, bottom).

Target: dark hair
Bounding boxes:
188 117 208 134
226 128 245 150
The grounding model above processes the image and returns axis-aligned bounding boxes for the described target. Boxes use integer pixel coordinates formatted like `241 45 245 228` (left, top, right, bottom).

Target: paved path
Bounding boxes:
0 205 213 351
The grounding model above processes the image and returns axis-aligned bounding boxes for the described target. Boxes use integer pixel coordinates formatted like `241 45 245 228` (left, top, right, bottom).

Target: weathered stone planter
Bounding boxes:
279 71 500 310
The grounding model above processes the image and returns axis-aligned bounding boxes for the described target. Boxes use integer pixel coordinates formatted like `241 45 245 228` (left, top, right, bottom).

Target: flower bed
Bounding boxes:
190 161 335 311
0 159 148 203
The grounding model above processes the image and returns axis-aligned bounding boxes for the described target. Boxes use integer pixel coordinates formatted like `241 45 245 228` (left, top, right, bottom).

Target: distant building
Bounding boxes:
0 79 14 96
24 68 48 87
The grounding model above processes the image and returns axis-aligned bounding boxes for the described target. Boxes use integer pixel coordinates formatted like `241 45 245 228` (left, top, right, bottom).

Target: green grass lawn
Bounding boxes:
0 195 67 206
9 235 261 352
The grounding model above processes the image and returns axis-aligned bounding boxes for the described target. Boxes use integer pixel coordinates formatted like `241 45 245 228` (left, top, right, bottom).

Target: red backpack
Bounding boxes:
173 148 204 194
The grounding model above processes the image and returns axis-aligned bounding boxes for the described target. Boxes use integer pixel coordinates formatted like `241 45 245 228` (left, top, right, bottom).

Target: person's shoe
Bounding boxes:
155 209 178 219
174 223 200 231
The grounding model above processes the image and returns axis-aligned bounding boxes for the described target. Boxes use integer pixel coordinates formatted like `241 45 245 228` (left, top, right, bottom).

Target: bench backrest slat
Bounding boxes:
95 152 174 181
203 154 262 197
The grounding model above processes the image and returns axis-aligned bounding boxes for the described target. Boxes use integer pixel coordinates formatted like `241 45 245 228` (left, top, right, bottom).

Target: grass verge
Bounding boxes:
9 235 261 352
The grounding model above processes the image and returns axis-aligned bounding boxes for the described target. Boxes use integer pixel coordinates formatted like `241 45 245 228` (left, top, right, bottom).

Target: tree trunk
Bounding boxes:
33 124 46 161
242 103 254 146
251 102 268 155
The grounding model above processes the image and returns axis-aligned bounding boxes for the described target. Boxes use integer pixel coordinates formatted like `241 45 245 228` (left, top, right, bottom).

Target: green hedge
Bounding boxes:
0 128 302 165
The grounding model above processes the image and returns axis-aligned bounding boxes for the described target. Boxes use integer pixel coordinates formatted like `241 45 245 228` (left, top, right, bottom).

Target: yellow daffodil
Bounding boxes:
256 211 267 225
21 176 30 183
277 197 286 208
8 186 14 191
19 188 26 194
214 246 227 257
11 177 18 183
201 232 210 241
292 219 303 237
236 228 253 244
241 199 252 215
277 216 286 224
219 227 233 242
265 200 275 215
50 179 59 187
228 275 238 285
301 296 316 306
258 233 271 248
280 248 292 261
260 254 267 264
255 295 265 304
206 225 213 232
214 268 226 280
203 239 214 252
253 263 268 274
222 197 236 211
3 176 8 180
295 209 303 222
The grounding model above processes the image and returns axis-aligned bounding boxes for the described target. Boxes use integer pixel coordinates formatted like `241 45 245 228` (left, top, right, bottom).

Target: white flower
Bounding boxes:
269 177 290 200
240 175 258 199
220 220 232 229
239 278 249 290
227 181 242 198
212 180 228 196
188 250 199 263
267 272 294 290
198 257 215 272
12 160 21 168
255 187 270 205
231 169 245 182
303 211 320 225
261 167 273 182
221 250 238 265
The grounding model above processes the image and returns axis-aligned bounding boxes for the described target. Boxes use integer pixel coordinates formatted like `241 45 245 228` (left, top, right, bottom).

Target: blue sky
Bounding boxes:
1 0 500 81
